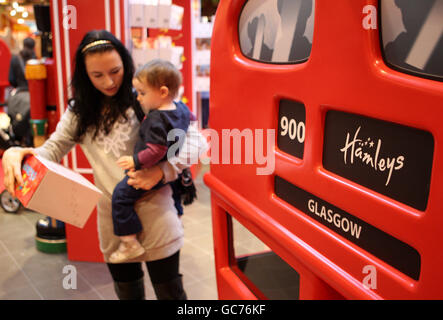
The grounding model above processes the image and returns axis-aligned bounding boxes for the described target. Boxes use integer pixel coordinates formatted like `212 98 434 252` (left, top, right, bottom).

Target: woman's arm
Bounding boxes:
2 108 78 196
34 108 78 163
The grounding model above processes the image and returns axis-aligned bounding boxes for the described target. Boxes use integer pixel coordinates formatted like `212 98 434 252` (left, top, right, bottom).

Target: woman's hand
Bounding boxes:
126 165 164 190
2 147 36 197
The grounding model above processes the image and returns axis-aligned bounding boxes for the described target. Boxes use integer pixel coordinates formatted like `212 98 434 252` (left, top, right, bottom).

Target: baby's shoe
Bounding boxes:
109 239 145 263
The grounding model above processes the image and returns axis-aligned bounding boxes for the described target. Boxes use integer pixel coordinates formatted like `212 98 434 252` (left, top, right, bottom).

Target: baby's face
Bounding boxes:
133 78 163 113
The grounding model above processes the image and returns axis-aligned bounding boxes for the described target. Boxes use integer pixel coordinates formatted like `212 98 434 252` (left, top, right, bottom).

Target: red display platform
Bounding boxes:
0 39 11 110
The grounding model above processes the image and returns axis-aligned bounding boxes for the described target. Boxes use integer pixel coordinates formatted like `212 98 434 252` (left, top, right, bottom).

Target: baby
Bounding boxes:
109 59 193 263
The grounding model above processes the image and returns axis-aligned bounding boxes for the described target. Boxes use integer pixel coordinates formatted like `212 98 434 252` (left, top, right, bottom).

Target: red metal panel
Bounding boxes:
0 39 11 106
49 0 122 262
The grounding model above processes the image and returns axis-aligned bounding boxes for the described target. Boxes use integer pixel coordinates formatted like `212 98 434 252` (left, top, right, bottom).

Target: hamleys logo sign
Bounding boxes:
339 126 405 186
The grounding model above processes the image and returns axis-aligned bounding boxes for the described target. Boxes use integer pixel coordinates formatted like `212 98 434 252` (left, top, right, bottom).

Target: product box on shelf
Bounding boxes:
130 0 183 30
130 0 145 27
144 2 158 28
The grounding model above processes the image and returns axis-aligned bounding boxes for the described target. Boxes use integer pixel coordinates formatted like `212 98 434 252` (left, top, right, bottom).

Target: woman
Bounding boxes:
2 30 205 300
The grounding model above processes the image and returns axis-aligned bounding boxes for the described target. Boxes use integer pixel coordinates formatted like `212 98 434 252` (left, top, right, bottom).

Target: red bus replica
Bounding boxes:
205 0 443 299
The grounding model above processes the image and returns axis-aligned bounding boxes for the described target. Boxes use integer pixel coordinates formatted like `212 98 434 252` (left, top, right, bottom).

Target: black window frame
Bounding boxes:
237 0 315 65
378 0 443 82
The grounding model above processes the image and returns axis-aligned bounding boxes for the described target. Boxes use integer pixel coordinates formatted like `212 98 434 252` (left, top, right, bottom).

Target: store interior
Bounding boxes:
0 0 227 300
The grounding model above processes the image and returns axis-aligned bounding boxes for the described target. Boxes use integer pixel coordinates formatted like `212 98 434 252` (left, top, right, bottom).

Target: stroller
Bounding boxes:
0 88 33 213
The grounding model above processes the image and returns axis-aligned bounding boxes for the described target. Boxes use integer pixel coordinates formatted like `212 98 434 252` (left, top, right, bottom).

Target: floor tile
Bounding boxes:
186 280 218 300
0 165 220 300
32 275 97 300
0 284 43 300
94 282 118 300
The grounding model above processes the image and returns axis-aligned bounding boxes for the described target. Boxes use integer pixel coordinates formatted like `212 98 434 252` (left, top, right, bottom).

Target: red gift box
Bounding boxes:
16 155 102 228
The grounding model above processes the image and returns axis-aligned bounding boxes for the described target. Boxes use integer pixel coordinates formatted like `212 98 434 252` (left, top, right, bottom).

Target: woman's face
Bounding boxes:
84 49 124 97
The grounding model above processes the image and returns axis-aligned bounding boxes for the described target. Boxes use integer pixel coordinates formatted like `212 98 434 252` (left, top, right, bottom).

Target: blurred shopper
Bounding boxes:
7 37 36 146
8 37 36 91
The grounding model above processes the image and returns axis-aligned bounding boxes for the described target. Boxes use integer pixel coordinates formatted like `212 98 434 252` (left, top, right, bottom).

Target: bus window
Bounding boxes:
228 214 300 299
238 0 315 64
381 0 443 81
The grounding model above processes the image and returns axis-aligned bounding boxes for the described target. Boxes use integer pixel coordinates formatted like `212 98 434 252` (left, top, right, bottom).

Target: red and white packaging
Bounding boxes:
15 155 102 228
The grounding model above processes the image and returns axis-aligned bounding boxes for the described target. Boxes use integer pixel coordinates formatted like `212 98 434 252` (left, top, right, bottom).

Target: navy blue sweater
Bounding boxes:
133 101 192 170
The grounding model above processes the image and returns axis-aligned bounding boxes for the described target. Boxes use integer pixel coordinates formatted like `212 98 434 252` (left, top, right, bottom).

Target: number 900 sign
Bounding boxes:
280 116 305 143
278 99 306 159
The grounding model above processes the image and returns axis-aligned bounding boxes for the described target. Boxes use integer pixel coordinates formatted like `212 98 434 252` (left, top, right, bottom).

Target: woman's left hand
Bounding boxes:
2 147 36 197
126 165 164 190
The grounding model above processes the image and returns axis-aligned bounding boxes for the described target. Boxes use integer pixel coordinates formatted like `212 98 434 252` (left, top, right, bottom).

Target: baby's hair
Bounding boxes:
135 59 182 99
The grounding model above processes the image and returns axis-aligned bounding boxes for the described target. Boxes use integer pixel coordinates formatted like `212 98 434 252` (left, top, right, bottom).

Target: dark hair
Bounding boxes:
20 37 36 64
70 30 135 142
135 59 182 99
23 37 35 50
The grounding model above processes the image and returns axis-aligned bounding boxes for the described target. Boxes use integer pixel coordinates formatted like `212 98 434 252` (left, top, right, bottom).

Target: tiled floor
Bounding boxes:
0 164 219 300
